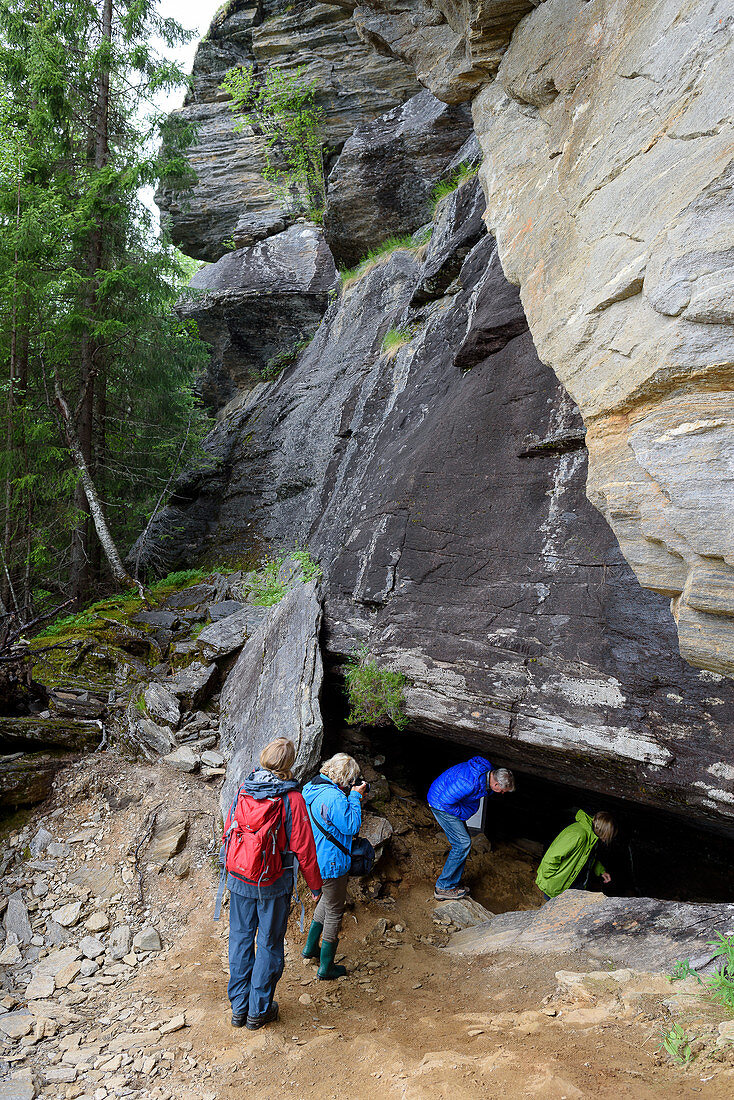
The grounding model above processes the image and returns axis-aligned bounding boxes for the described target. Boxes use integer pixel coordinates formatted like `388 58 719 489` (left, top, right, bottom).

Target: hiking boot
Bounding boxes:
246 1001 279 1030
302 919 323 961
231 1011 248 1028
433 886 469 900
318 939 347 981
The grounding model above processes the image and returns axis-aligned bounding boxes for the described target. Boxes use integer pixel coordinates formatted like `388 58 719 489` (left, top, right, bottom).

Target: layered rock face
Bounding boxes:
471 0 734 677
325 0 734 675
157 0 420 261
141 180 734 832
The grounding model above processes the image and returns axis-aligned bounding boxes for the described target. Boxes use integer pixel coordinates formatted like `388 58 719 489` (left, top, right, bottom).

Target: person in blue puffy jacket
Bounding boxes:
302 754 366 980
428 756 515 899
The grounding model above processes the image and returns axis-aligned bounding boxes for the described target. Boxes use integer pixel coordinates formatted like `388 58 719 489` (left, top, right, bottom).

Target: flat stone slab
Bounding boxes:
197 605 268 659
146 810 189 864
219 579 323 814
448 891 734 972
434 897 495 929
162 584 215 609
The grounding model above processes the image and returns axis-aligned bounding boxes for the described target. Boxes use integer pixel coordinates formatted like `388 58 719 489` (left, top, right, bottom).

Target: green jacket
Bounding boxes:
535 811 605 898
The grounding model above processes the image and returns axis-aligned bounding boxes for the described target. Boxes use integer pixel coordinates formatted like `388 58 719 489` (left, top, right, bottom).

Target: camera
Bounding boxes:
355 777 371 793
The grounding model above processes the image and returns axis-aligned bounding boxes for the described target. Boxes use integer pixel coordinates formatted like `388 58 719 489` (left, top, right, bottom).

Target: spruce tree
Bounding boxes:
0 0 209 616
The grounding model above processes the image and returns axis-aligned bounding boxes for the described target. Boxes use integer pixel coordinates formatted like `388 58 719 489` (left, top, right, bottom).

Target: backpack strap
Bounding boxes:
282 792 306 932
310 811 352 857
213 785 245 922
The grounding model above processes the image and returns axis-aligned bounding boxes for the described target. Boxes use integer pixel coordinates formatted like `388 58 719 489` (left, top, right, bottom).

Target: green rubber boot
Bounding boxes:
302 920 323 960
318 939 347 981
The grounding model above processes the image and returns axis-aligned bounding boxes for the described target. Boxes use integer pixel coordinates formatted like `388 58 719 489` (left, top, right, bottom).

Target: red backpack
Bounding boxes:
222 788 289 887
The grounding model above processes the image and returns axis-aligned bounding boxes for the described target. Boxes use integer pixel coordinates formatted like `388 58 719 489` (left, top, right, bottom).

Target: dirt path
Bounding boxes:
4 754 733 1099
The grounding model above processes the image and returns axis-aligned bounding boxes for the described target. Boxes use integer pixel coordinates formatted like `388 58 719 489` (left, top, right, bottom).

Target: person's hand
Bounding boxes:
311 890 322 900
353 781 368 795
601 872 611 884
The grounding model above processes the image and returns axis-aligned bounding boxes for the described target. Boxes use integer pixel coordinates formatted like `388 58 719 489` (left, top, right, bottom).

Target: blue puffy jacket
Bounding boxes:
302 775 363 879
427 756 493 820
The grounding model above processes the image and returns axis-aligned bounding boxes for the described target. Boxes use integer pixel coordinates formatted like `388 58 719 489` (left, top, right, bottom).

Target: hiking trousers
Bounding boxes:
430 806 471 890
313 872 349 942
228 890 290 1019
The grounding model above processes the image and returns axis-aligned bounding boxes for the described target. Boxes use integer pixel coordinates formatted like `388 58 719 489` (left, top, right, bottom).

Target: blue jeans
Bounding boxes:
430 807 471 890
228 890 290 1018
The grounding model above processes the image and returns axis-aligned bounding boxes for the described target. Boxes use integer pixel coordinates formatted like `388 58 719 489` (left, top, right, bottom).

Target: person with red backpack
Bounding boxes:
218 737 322 1030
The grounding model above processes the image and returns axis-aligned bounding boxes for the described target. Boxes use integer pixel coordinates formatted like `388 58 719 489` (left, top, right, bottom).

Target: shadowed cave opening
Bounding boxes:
320 667 734 909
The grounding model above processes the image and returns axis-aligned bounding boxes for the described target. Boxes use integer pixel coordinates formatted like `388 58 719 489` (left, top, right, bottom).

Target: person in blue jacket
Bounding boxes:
302 753 367 980
427 756 515 900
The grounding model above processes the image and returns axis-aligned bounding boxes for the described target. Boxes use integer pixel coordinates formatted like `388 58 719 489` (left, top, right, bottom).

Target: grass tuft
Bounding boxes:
339 235 417 288
381 326 412 359
431 163 479 211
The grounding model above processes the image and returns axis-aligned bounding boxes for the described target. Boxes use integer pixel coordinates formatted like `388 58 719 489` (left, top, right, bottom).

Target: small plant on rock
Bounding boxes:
250 557 289 606
382 326 412 358
705 932 734 1010
339 235 417 288
431 163 479 211
344 646 408 730
290 549 322 582
660 1023 693 1065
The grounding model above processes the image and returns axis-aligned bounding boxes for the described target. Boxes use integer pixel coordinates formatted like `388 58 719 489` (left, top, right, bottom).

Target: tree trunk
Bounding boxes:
54 378 135 591
70 0 113 605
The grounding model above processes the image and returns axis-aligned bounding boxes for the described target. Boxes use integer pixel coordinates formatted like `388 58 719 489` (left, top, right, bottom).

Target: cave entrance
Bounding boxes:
320 675 734 908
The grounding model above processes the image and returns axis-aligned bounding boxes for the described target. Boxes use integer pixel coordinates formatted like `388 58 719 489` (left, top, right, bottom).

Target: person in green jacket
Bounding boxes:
536 810 617 901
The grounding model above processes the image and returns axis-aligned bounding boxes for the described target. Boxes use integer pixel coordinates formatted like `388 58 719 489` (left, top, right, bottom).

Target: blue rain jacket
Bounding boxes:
427 756 493 821
302 774 362 879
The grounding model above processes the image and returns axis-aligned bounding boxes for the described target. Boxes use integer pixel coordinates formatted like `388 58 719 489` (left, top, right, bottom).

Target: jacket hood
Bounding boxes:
575 810 595 836
302 774 338 808
468 756 492 775
242 768 299 800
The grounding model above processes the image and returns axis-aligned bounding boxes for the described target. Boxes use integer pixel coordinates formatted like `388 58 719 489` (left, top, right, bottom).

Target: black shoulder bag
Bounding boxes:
311 814 375 877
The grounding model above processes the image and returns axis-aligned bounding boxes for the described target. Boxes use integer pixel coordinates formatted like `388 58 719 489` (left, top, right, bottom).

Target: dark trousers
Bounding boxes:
228 890 290 1018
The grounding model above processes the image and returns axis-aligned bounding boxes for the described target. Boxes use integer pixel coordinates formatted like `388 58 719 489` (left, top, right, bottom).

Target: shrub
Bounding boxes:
344 647 408 730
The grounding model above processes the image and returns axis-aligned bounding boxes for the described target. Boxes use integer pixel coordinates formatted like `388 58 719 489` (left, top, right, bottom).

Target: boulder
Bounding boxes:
25 972 55 1000
176 226 340 413
433 897 495 929
359 814 394 851
162 583 215 609
29 827 53 857
0 715 100 751
156 1 420 261
51 901 82 929
130 609 181 630
207 600 245 622
448 891 734 973
220 579 324 814
145 810 189 864
163 745 200 773
0 753 70 809
168 662 217 710
0 1012 32 1039
410 173 486 304
121 705 176 761
324 89 472 267
78 935 105 959
143 683 181 729
108 925 132 961
132 925 161 952
196 604 268 659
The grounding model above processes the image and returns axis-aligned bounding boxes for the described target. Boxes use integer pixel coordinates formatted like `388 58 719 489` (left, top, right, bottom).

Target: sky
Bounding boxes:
142 0 222 223
157 0 222 113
